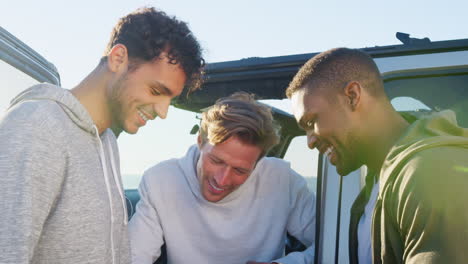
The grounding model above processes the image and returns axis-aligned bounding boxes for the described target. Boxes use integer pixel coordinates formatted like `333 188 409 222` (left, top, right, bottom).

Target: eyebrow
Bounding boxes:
208 154 222 162
235 167 251 174
151 81 173 97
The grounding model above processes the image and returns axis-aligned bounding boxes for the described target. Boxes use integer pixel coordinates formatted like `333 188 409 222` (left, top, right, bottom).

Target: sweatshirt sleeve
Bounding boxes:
274 168 316 264
385 146 468 264
128 170 165 264
0 103 66 263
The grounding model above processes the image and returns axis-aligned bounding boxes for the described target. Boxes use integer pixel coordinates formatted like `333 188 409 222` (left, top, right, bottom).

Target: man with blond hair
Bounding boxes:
129 92 316 264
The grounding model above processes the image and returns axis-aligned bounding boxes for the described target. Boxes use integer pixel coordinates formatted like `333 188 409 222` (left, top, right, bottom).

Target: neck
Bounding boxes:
71 65 112 134
363 102 409 173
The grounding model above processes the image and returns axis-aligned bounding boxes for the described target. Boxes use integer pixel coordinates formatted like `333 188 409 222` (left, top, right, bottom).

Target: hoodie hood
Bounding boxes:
9 83 96 134
380 110 468 189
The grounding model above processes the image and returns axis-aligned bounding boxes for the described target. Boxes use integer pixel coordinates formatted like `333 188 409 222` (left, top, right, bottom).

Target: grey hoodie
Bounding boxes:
0 84 130 263
129 145 316 264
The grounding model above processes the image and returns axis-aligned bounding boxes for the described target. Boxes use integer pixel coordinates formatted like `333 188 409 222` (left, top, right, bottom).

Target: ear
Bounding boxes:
106 44 128 73
343 81 362 111
197 133 202 147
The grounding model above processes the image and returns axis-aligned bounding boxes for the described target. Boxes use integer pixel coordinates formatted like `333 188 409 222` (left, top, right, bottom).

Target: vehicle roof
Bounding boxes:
173 35 468 113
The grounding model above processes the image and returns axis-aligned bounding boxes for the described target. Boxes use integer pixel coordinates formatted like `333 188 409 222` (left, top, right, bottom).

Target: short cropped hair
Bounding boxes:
200 92 280 158
286 48 384 99
103 7 205 92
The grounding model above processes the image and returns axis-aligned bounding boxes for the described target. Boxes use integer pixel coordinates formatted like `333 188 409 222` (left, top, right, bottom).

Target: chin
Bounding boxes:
336 162 360 176
123 125 139 135
337 168 352 176
126 129 138 135
203 194 221 203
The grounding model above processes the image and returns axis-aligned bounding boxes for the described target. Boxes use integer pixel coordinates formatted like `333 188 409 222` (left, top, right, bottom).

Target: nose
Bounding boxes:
307 131 319 150
153 97 171 119
214 167 232 187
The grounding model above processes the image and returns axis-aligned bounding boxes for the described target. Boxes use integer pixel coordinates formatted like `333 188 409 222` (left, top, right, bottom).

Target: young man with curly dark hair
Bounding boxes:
0 7 204 264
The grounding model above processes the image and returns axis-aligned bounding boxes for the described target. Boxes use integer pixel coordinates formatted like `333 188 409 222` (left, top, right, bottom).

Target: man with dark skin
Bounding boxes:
287 47 468 264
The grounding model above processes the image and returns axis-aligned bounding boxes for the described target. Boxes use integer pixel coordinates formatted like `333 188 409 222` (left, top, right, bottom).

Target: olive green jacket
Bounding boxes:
372 110 468 264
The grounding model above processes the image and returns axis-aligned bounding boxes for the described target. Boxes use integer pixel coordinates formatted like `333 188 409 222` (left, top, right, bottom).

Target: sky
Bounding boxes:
2 0 468 186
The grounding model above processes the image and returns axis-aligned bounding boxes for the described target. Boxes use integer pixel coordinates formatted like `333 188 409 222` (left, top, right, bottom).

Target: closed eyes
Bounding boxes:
234 168 249 175
151 87 161 96
304 119 316 131
209 157 222 164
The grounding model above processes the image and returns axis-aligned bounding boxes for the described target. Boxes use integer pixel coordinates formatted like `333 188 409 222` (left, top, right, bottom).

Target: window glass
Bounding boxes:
385 70 468 127
391 96 431 111
260 98 292 114
0 60 38 114
283 136 318 192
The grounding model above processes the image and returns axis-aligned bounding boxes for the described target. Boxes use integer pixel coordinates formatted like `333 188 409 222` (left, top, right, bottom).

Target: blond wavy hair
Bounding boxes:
199 92 280 157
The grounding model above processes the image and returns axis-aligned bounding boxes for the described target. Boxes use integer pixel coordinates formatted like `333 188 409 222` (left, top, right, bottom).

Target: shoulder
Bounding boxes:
255 157 306 185
141 158 183 187
139 146 199 193
388 146 468 207
4 99 68 132
256 156 292 172
1 100 69 146
398 146 468 183
9 97 64 117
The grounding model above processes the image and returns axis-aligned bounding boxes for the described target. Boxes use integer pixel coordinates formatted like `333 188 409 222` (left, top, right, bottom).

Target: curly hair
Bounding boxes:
103 7 205 92
199 92 281 158
286 48 384 99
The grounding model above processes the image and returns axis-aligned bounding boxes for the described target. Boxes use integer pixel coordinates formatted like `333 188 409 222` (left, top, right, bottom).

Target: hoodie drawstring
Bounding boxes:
93 125 116 264
105 134 128 225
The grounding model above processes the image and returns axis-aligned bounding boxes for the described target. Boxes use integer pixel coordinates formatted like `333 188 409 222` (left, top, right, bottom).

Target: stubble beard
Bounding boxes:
108 75 127 134
336 132 362 176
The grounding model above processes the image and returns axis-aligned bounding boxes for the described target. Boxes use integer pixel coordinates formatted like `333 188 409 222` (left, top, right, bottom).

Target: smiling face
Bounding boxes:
108 55 187 134
196 135 262 203
291 87 362 176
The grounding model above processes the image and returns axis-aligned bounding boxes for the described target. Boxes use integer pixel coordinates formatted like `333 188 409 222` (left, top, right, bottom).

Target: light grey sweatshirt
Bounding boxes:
129 145 316 264
0 84 130 263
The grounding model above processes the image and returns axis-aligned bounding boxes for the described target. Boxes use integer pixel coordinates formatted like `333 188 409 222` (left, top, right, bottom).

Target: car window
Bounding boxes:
283 136 318 192
391 96 431 111
384 66 468 127
0 59 38 113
